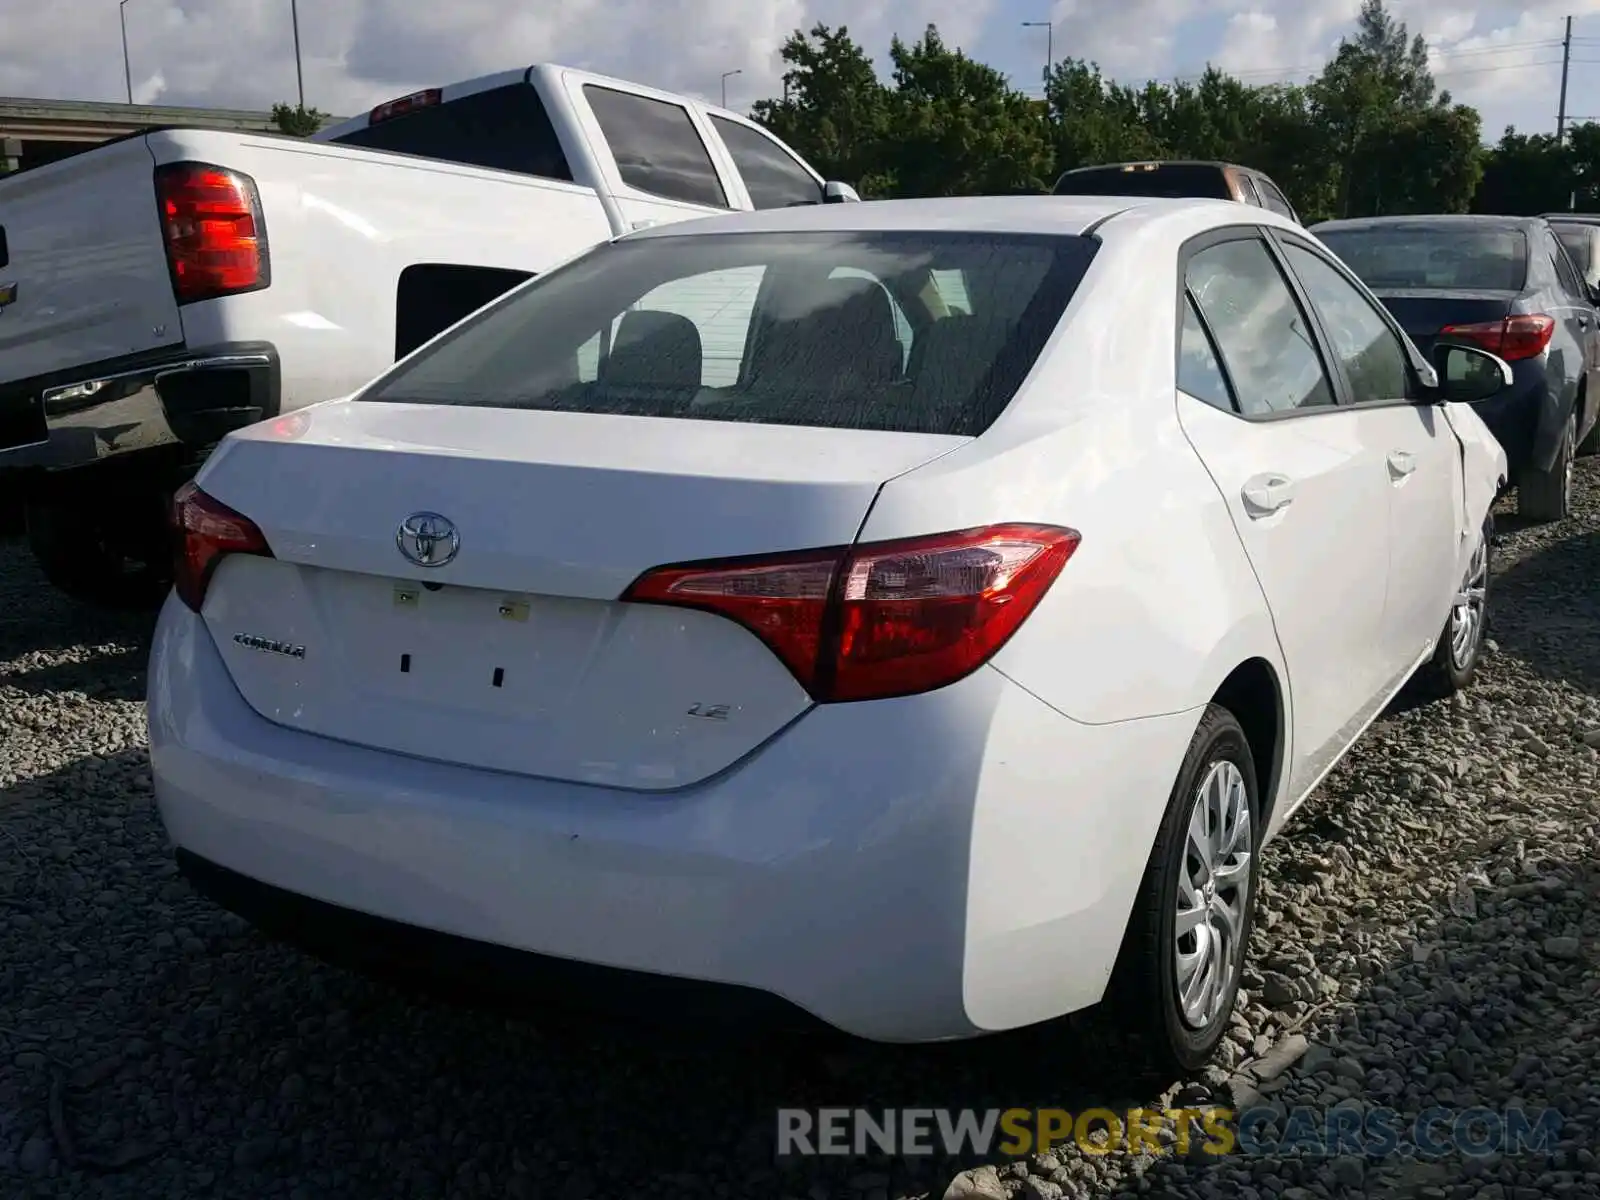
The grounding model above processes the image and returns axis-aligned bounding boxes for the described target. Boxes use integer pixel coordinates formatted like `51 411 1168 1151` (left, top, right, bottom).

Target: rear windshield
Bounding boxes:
359 230 1099 437
1053 164 1233 201
327 83 573 182
1315 226 1528 291
1555 226 1593 274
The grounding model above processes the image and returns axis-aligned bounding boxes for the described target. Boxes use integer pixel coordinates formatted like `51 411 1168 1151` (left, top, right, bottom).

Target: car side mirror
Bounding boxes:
822 180 860 204
1431 343 1514 404
1587 282 1600 307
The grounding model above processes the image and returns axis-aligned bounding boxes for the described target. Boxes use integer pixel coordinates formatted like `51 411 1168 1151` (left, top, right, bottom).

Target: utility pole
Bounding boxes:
720 69 741 108
119 0 133 104
290 0 305 109
1558 15 1573 144
1022 21 1052 91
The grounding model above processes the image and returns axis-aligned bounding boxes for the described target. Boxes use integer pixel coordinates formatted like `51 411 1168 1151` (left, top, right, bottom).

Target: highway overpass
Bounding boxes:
0 96 341 172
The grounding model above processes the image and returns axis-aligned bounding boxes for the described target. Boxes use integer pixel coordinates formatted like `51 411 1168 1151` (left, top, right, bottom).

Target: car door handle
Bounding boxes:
1387 450 1416 478
1580 315 1591 329
1241 473 1296 517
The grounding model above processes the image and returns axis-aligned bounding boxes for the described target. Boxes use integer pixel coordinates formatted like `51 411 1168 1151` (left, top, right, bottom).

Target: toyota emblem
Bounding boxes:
396 512 460 568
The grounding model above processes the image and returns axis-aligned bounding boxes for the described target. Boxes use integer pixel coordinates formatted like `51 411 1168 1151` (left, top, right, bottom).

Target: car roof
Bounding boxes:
1058 159 1242 173
1312 214 1541 234
1544 213 1600 225
626 195 1257 240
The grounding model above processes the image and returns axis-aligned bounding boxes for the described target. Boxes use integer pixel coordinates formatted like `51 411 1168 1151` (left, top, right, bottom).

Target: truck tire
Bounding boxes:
24 494 172 611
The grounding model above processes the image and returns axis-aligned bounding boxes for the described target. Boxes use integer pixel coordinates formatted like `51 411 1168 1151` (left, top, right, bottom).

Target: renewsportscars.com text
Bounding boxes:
776 1106 1564 1159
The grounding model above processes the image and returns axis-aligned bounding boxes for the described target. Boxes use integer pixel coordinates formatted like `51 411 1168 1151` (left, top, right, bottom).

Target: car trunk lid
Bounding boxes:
195 400 965 789
1368 289 1521 358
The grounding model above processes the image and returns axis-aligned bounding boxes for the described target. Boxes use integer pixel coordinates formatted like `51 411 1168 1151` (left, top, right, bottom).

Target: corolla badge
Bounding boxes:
396 512 460 567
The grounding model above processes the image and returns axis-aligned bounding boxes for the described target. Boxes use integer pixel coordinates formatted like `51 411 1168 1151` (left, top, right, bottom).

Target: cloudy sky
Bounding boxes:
2 0 1599 141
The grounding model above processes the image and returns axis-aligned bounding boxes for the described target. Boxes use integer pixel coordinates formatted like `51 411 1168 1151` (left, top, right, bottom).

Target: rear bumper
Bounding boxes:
0 342 280 473
1463 357 1580 477
1467 367 1544 474
148 598 1200 1043
175 848 827 1035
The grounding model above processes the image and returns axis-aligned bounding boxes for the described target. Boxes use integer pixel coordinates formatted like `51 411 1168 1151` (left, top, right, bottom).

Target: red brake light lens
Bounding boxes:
170 482 273 612
370 88 441 124
1440 314 1555 362
155 162 268 305
622 524 1081 703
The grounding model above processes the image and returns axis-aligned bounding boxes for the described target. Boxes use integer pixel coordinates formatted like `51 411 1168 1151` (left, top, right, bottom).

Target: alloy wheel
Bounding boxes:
1564 418 1576 512
1174 760 1253 1029
1449 529 1489 672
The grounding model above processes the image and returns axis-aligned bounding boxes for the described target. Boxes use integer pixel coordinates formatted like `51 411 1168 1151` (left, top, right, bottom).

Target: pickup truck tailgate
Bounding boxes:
0 135 184 391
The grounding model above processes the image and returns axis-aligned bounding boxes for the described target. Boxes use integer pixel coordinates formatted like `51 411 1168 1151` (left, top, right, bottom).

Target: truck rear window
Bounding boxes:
1053 164 1234 201
328 83 573 182
360 230 1098 438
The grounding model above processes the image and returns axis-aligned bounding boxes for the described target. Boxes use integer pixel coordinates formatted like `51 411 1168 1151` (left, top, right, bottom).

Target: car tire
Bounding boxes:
1409 515 1492 701
24 494 172 612
1109 702 1260 1074
1517 413 1575 522
1579 404 1600 457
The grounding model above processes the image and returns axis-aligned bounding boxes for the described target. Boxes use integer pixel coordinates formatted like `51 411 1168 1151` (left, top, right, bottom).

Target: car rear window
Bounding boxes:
1052 164 1234 201
359 230 1098 437
1315 226 1528 291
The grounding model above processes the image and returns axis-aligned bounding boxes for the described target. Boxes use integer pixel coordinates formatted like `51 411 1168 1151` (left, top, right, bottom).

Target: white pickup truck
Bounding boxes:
0 63 856 606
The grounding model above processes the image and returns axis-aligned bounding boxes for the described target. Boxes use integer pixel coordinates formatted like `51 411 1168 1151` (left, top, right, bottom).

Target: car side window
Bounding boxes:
709 117 822 210
583 85 729 209
1257 180 1296 220
1178 293 1237 411
1186 237 1336 416
1281 243 1414 405
1547 231 1586 301
1236 174 1262 207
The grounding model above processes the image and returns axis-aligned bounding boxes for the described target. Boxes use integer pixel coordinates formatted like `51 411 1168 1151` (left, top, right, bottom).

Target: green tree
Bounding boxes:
750 24 893 196
880 25 1054 197
272 102 330 137
742 8 1578 220
1044 60 1165 174
1310 0 1462 217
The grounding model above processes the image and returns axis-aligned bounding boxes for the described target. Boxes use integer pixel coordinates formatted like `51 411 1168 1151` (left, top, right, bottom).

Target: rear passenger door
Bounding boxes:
1544 228 1600 402
1173 228 1393 803
707 116 824 209
579 84 735 231
1271 231 1462 677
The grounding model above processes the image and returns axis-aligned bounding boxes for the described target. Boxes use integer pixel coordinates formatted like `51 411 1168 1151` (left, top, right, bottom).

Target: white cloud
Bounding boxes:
0 0 1597 139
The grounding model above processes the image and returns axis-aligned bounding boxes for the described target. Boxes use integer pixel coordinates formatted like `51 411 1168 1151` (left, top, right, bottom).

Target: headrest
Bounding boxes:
749 275 903 388
605 309 703 390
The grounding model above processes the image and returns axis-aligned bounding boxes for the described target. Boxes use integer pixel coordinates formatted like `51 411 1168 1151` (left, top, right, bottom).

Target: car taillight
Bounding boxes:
170 482 273 613
622 524 1080 703
370 88 441 124
154 162 269 305
1440 314 1555 362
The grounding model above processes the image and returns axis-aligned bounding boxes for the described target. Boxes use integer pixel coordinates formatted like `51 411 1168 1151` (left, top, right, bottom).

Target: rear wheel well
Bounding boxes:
1210 659 1283 826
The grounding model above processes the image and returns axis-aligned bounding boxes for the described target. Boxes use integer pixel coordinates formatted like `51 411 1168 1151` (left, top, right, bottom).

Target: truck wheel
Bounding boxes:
1517 414 1575 524
24 495 172 611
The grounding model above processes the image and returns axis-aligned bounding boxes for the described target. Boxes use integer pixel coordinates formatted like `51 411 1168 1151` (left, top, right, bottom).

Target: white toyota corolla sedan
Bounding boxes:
148 195 1508 1071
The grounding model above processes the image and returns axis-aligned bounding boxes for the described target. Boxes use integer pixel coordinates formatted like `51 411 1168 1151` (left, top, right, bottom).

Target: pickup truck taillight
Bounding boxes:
154 162 270 305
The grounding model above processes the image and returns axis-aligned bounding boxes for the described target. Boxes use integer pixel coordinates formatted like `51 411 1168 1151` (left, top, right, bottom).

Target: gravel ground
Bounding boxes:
2 464 1599 1200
